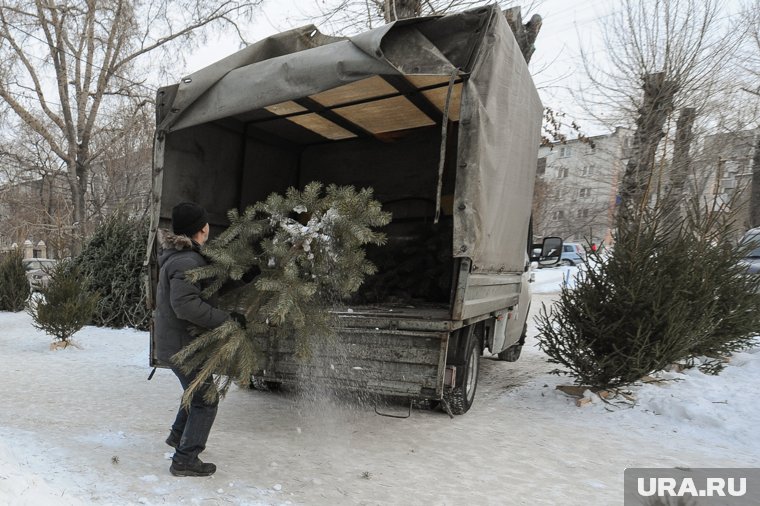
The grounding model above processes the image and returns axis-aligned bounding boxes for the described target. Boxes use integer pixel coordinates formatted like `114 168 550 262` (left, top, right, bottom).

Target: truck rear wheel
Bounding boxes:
444 334 480 414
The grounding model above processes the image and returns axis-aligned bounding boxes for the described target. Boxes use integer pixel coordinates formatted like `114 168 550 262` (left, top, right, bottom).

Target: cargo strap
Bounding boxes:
434 67 460 224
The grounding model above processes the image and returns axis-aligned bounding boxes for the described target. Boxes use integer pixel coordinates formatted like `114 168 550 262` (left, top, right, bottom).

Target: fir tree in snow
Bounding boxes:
173 182 391 403
74 212 151 330
537 201 760 389
30 260 99 347
0 250 30 312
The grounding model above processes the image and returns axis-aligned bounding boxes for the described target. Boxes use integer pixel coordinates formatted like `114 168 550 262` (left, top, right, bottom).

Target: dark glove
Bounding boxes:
230 311 247 328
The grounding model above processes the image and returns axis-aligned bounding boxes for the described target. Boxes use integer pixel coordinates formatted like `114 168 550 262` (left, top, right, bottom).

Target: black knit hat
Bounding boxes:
172 202 208 237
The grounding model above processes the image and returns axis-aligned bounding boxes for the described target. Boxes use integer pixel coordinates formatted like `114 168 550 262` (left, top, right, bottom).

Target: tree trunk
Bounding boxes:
618 72 678 221
384 0 421 22
65 146 89 255
504 7 542 64
664 107 696 229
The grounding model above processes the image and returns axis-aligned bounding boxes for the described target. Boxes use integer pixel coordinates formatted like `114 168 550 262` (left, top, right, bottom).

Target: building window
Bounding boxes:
579 188 591 198
557 167 569 178
559 146 572 158
581 166 592 177
556 188 564 199
552 210 565 220
536 157 547 176
577 208 590 218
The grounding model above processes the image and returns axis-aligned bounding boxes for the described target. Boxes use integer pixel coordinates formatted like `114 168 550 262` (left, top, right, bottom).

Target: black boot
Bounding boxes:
166 430 181 449
170 458 216 477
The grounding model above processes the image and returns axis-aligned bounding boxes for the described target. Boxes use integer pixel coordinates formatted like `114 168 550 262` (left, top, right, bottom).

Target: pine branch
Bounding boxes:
175 183 391 402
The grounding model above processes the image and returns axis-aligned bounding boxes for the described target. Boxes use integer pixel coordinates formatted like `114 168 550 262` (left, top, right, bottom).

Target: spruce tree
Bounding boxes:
30 260 99 346
537 203 760 389
0 250 31 312
75 212 150 330
173 183 391 403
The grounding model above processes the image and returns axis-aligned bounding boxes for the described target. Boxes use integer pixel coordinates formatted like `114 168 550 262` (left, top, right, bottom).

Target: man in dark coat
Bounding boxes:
154 202 230 477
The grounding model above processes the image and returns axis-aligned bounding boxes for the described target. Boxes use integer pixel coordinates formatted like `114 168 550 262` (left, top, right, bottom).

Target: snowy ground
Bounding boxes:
1 269 759 505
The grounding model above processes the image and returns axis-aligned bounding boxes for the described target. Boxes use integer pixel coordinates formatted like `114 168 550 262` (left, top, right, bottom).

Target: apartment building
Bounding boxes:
697 129 759 235
534 127 631 246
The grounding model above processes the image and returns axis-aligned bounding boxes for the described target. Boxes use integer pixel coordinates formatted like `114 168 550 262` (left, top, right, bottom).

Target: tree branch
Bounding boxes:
0 7 65 131
0 88 67 161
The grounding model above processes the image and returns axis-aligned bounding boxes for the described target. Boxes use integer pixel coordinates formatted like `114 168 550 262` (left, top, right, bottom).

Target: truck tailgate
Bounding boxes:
255 312 451 398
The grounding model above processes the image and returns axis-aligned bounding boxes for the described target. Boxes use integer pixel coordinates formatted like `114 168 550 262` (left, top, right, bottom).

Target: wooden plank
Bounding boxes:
254 326 450 397
294 97 374 138
382 75 444 124
271 362 440 390
336 316 454 332
421 82 463 121
268 374 434 396
270 345 440 366
285 113 357 140
334 95 436 134
272 358 439 376
405 75 451 88
310 76 398 107
264 101 308 115
267 331 444 365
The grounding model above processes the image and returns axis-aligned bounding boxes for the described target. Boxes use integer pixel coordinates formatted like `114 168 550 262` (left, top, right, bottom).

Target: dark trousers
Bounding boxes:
169 366 218 464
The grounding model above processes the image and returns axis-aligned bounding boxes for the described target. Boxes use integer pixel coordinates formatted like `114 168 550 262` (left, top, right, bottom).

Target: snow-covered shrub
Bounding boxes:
536 205 760 389
0 250 30 312
74 212 150 330
30 260 99 345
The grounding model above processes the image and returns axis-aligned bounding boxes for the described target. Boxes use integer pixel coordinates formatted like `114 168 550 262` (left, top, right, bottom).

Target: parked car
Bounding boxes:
559 242 586 266
22 258 56 292
738 228 760 287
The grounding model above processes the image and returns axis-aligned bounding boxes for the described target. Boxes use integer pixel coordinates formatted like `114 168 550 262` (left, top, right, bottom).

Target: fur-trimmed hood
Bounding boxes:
157 228 201 268
158 228 195 252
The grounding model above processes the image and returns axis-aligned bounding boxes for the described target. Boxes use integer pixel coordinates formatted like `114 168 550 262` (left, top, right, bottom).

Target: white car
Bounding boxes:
22 258 56 292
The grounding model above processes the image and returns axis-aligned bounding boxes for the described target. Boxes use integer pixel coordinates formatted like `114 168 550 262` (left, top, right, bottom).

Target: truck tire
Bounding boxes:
444 333 480 415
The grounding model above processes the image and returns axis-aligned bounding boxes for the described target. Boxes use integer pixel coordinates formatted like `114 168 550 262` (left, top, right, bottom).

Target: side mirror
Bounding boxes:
531 237 563 266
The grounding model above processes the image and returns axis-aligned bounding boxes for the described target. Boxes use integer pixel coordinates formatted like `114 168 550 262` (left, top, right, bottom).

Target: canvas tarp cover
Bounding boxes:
155 5 542 274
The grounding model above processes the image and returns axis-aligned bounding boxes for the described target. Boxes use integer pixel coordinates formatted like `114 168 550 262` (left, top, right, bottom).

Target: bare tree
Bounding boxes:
740 0 760 98
578 0 746 218
88 105 153 222
0 127 73 256
0 0 262 253
739 1 760 227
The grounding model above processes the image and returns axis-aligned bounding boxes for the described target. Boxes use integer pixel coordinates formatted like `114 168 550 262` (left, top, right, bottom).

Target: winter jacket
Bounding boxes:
154 229 230 364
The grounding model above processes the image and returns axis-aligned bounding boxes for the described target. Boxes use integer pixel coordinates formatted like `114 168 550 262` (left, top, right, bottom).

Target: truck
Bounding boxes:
148 5 561 415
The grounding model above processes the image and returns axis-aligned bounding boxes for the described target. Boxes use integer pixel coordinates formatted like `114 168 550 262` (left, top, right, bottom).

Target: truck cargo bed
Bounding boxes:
254 304 452 398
